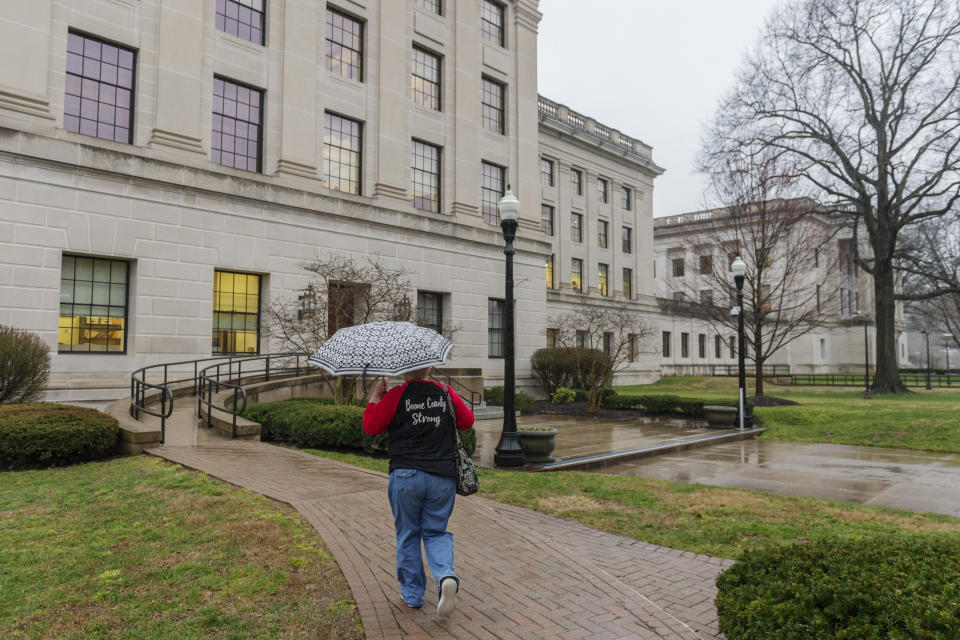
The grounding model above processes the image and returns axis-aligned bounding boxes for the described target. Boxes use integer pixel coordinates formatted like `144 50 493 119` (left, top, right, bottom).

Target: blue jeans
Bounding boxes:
388 468 459 606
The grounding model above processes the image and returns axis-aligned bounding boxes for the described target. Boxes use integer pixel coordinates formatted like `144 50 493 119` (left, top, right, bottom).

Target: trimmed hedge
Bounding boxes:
604 394 752 418
0 403 119 469
483 387 536 412
716 535 960 639
242 397 476 456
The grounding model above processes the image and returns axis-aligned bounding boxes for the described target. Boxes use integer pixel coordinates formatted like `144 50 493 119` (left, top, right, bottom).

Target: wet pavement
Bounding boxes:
471 414 721 468
593 440 960 518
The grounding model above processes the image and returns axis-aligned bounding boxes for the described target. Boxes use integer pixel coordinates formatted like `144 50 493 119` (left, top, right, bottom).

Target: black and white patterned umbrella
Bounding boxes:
307 321 453 378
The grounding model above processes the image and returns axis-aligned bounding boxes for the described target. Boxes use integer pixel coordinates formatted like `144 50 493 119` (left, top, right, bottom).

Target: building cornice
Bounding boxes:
538 115 665 178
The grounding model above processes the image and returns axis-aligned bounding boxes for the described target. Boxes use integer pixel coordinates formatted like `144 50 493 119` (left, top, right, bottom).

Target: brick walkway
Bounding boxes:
148 438 730 639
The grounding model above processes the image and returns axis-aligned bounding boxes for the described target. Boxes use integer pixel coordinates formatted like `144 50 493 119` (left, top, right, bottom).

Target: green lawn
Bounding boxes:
1 457 361 640
302 449 960 559
616 376 960 454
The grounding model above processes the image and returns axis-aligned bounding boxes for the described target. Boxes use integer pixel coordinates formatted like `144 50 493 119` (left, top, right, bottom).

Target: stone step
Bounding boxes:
472 403 519 421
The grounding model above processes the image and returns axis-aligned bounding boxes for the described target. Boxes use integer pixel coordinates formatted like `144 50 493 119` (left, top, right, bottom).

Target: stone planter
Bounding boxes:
703 405 738 428
518 427 559 463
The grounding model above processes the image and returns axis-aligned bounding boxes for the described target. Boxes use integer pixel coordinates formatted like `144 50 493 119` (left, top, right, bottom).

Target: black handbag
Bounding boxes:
444 387 478 496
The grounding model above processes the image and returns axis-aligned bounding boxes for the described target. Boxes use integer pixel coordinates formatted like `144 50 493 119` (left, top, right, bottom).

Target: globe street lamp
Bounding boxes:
494 188 524 467
853 311 872 398
731 256 747 430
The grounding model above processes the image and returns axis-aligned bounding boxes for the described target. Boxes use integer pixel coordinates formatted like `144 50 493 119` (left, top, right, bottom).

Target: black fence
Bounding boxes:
711 364 791 377
783 373 960 388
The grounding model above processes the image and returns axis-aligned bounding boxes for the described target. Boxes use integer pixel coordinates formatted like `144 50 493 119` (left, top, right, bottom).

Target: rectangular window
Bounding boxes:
575 330 587 349
681 332 689 358
546 254 554 289
621 186 631 210
571 213 583 242
700 289 713 306
698 333 706 359
417 291 443 334
598 263 609 296
700 254 713 274
570 168 583 195
488 297 504 358
603 332 613 356
540 158 554 187
730 334 736 359
672 257 685 277
662 331 671 358
571 258 583 293
840 287 845 314
481 77 505 134
546 328 557 348
816 284 822 313
541 204 554 236
715 335 722 359
216 0 265 45
598 220 608 248
415 0 441 14
412 47 441 110
323 112 362 195
627 333 636 362
64 31 135 144
622 226 632 254
623 267 632 300
212 76 262 173
481 161 505 225
411 140 441 212
58 255 128 353
213 270 261 354
597 178 608 203
326 7 363 81
481 0 505 46
820 337 826 359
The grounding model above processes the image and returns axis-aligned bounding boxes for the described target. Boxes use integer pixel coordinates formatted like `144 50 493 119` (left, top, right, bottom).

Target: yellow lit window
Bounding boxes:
58 255 128 353
212 270 261 354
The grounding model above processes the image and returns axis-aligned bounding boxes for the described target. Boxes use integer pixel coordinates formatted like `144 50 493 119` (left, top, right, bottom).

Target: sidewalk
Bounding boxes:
148 436 730 640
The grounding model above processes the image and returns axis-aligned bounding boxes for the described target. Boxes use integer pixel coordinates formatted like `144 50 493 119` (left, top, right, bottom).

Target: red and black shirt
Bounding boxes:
362 380 474 478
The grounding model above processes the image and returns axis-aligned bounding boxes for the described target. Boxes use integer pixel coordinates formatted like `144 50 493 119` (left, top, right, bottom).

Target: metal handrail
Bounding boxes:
429 372 482 409
197 353 311 438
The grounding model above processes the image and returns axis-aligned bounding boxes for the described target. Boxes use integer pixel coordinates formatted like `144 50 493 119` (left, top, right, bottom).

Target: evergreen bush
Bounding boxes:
0 325 50 404
0 403 118 469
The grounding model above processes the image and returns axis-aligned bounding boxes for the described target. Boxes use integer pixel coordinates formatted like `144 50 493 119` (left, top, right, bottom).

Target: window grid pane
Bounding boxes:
623 267 632 299
415 0 442 14
540 158 554 187
621 186 631 210
622 226 632 253
58 255 129 353
571 258 583 293
571 169 582 195
216 0 265 45
481 77 504 134
412 47 441 110
417 291 443 333
326 8 363 81
541 204 554 236
546 254 554 289
571 213 582 242
323 112 362 194
213 270 261 354
662 331 671 357
488 298 504 358
598 263 608 296
481 161 504 225
598 220 608 248
411 140 441 212
597 178 608 203
64 32 135 144
212 76 263 173
481 0 504 46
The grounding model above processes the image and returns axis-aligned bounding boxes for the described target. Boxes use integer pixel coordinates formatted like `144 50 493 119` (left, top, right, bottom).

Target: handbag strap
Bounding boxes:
442 385 463 448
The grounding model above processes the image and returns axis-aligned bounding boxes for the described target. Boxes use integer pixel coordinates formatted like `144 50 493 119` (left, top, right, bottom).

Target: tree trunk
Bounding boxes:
754 360 765 397
872 261 908 393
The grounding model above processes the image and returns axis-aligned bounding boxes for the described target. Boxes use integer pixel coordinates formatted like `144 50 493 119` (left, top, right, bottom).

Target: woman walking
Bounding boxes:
362 367 475 616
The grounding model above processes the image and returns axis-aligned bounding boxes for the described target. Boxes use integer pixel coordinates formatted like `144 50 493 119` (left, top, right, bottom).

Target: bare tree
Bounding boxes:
704 0 960 393
265 253 414 403
548 304 654 411
686 154 841 396
902 213 960 350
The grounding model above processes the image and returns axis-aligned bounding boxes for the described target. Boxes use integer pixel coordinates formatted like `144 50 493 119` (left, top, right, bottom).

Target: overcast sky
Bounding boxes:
537 0 782 218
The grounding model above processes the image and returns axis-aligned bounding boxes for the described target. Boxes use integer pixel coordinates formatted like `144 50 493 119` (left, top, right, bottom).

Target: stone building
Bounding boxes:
0 0 674 404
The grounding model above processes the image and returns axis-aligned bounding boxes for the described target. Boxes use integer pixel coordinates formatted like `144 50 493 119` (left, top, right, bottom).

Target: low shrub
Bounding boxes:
0 403 119 469
484 386 504 406
716 535 960 639
602 394 750 418
531 348 582 394
573 388 589 403
0 325 50 404
601 388 617 403
551 387 577 404
515 391 536 413
243 397 476 456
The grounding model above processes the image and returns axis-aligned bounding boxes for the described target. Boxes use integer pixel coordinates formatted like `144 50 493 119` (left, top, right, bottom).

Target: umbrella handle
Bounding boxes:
362 364 369 394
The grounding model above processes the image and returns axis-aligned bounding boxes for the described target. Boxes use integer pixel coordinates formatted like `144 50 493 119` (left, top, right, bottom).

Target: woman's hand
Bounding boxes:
369 377 388 403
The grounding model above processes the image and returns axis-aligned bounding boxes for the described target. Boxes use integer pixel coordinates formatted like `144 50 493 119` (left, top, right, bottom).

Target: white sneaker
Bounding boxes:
437 577 457 617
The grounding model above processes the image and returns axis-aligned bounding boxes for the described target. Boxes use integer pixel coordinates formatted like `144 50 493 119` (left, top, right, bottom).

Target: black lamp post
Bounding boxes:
945 334 953 387
731 256 747 430
854 311 872 398
494 188 524 467
923 329 932 390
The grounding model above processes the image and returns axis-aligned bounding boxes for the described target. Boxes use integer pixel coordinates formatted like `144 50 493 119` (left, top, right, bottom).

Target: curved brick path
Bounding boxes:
147 438 731 639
